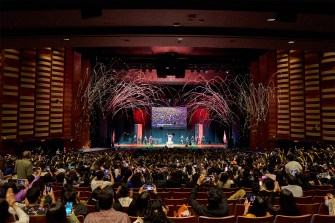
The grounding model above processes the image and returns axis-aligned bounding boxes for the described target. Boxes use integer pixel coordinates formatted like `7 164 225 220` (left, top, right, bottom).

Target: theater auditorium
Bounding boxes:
0 1 334 223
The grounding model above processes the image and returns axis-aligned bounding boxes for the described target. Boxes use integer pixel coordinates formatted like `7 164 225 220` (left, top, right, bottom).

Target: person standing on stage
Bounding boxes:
133 134 137 144
191 136 194 145
186 136 189 145
14 150 33 179
143 136 148 145
149 136 153 145
180 135 184 145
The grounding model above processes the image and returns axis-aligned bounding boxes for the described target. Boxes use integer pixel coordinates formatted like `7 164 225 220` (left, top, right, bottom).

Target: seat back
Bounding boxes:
294 196 314 204
311 214 335 223
129 216 144 222
297 203 320 215
228 203 234 216
234 204 251 216
236 215 273 223
198 215 236 223
76 215 84 223
318 203 329 215
168 216 197 223
172 191 189 199
312 196 325 203
274 214 312 223
302 190 315 196
164 198 188 206
29 215 47 223
158 191 172 200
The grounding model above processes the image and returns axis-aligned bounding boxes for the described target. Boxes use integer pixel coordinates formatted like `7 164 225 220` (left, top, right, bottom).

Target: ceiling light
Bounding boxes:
177 37 183 41
63 38 70 41
267 18 276 22
288 40 295 44
173 23 181 27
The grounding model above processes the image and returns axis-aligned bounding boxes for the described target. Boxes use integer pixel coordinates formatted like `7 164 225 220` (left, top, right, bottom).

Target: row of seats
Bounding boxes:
26 210 334 223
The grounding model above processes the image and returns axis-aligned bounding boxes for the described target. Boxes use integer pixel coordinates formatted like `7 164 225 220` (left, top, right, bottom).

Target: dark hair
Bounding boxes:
287 153 294 161
25 186 41 204
98 186 114 210
263 177 275 190
27 175 35 184
247 196 268 217
131 173 144 188
91 187 102 200
144 199 171 223
63 189 77 204
278 189 300 216
287 175 298 185
46 200 67 223
119 184 130 198
96 171 104 181
220 173 229 184
0 198 15 223
7 181 19 194
207 186 224 207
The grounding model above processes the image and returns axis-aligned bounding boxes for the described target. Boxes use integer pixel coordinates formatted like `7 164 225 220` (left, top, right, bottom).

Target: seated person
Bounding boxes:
324 193 335 215
143 199 172 223
116 184 133 208
62 188 88 217
23 186 47 215
281 175 303 198
189 175 229 217
243 196 271 217
46 200 80 223
91 170 114 191
2 188 29 223
268 189 300 216
84 185 131 223
128 184 160 217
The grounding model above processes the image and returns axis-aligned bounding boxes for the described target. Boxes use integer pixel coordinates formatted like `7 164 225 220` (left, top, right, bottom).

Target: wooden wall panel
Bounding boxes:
276 50 290 138
18 49 36 138
35 48 52 138
50 48 64 136
304 52 321 138
289 50 305 139
1 49 20 140
321 52 335 141
63 49 73 138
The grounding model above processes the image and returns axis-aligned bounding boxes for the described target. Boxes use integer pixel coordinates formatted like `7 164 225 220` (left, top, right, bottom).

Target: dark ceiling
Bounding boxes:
1 0 335 62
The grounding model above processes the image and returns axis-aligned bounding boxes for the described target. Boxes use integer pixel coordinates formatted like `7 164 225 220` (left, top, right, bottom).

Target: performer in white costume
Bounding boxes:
166 133 174 147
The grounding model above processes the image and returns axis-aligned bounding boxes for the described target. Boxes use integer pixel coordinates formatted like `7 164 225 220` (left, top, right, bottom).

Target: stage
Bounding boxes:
83 143 227 153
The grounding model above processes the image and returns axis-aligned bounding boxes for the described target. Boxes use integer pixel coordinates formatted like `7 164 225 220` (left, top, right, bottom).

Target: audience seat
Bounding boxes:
76 186 91 192
53 190 62 199
76 215 84 223
236 215 273 223
86 204 96 214
228 203 234 216
29 215 47 223
164 198 188 206
318 203 329 215
315 189 332 196
169 216 197 223
172 191 190 199
302 190 315 197
274 214 312 223
227 198 239 206
312 196 325 203
294 196 314 204
311 214 335 223
297 203 320 215
129 216 144 222
158 191 172 200
234 204 251 216
198 215 236 223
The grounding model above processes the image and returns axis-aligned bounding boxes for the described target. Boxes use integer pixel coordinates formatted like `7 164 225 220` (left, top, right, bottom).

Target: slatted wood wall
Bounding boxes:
275 50 335 142
0 48 74 145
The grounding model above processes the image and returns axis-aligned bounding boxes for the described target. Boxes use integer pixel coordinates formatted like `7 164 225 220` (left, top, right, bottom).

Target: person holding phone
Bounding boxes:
46 200 80 223
14 167 42 203
2 188 29 223
189 174 229 217
91 169 114 191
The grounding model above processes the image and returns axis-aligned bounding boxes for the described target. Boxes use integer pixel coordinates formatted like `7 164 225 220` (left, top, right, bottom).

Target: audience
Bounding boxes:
268 189 300 216
243 196 270 217
84 185 131 223
46 200 80 223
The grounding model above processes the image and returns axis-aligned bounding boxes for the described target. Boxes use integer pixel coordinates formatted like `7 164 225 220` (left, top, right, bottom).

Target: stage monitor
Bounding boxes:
151 107 187 129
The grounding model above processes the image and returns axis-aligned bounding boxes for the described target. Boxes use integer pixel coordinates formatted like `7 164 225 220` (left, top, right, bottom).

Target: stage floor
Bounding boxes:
83 143 227 153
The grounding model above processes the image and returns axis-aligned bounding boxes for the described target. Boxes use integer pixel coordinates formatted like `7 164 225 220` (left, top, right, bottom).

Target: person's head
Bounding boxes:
119 184 130 198
27 175 35 184
287 175 298 185
98 185 115 210
46 200 67 223
23 150 31 159
96 171 104 181
91 187 102 200
248 196 267 217
279 189 295 208
192 173 200 183
6 181 19 194
137 191 151 211
62 188 77 204
220 173 229 184
207 186 224 207
144 199 170 223
25 186 41 205
263 177 275 190
287 153 294 162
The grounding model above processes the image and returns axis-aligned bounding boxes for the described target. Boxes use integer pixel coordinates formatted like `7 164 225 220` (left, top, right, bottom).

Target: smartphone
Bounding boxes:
259 180 263 186
144 184 154 191
46 184 51 193
66 202 73 216
291 170 298 175
45 166 50 171
225 167 228 172
104 169 109 176
213 173 218 180
17 179 25 186
68 165 75 169
204 176 211 183
249 196 255 203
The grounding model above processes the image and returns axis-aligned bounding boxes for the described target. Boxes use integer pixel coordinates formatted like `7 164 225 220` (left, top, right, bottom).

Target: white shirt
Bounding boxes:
285 161 302 175
281 185 303 197
91 179 112 191
118 197 133 207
